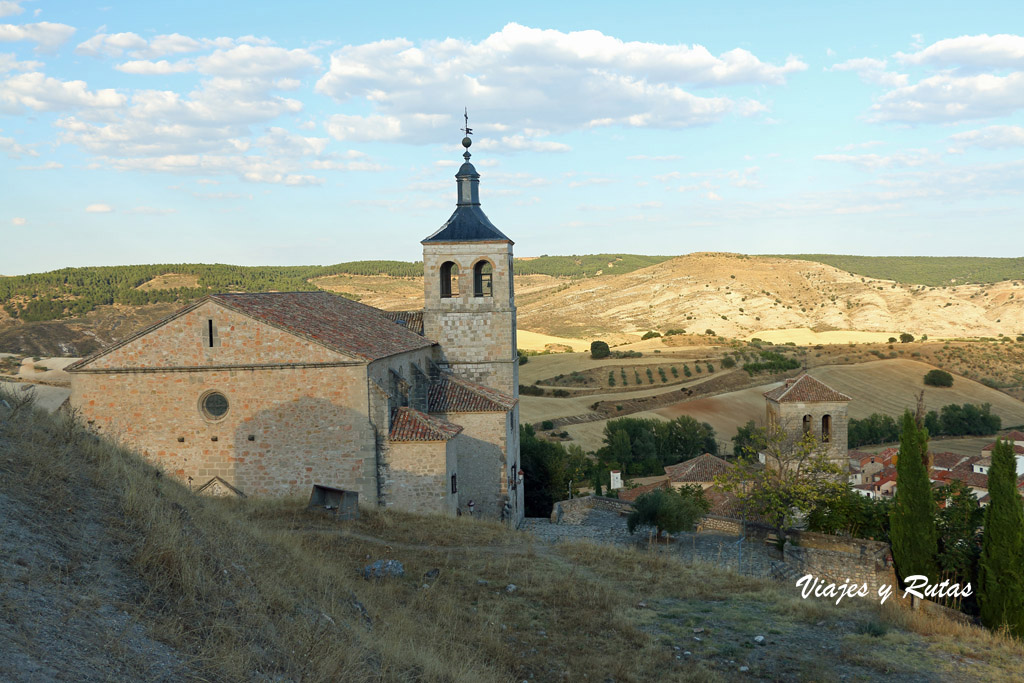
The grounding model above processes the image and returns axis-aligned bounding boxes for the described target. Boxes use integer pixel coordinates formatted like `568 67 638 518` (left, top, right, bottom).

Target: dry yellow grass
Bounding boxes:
4 389 1024 681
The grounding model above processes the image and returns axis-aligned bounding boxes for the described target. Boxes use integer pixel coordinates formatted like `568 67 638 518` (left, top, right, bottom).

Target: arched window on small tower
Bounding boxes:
473 260 493 297
821 414 832 443
440 261 459 298
803 414 812 435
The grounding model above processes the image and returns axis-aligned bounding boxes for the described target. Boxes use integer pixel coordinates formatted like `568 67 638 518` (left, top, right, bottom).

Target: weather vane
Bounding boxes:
460 108 473 160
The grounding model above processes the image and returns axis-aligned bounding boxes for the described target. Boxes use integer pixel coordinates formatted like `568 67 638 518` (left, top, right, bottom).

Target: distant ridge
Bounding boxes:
775 255 1024 287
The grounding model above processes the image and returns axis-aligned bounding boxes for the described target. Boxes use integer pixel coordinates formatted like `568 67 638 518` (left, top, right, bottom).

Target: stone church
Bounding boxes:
68 134 523 522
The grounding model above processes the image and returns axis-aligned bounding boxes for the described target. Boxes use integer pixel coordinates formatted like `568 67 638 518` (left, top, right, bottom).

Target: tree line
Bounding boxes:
848 402 1002 447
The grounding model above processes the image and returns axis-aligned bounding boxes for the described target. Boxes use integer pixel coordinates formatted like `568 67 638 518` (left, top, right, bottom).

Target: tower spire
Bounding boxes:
460 107 473 161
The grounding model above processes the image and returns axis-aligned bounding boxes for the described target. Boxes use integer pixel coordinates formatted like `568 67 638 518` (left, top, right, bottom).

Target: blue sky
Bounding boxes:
2 1 1023 274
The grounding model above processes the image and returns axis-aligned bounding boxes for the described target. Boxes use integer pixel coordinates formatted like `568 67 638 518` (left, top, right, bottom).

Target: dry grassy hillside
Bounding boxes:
514 253 1024 339
4 393 1024 681
308 253 1024 340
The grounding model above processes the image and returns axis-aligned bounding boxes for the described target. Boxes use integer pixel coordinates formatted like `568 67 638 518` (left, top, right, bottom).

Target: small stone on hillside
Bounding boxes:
505 583 517 593
424 568 440 580
477 579 489 586
692 627 704 633
739 666 749 673
754 635 765 645
362 559 404 580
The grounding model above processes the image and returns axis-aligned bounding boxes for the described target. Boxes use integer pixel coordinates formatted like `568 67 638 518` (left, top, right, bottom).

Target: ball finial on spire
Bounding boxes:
460 107 473 157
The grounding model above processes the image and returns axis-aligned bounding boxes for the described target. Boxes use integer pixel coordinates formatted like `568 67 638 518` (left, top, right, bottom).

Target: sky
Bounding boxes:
2 0 1023 275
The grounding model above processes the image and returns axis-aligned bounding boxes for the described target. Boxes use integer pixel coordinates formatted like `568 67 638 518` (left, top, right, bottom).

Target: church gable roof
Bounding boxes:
389 406 463 442
764 374 851 403
67 292 434 372
211 292 434 362
428 374 517 413
664 453 732 483
380 310 424 335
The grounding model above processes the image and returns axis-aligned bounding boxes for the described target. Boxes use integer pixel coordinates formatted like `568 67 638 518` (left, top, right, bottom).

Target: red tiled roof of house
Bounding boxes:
931 452 976 471
664 453 733 483
981 441 1024 455
428 374 517 413
388 407 463 442
380 310 424 335
618 478 670 502
945 465 989 490
1004 430 1024 442
211 292 435 362
763 374 852 403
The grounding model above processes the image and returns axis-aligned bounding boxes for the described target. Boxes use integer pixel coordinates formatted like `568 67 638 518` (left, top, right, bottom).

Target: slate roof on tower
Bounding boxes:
763 374 852 403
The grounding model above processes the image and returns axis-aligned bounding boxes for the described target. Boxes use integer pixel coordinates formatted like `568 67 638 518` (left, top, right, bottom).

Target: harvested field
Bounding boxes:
748 328 900 345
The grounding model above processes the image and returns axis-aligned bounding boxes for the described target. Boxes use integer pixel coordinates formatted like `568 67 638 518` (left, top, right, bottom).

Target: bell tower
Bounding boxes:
422 116 518 397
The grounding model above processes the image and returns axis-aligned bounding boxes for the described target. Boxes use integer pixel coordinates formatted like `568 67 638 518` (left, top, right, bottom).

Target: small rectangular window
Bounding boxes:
451 474 458 494
203 319 220 348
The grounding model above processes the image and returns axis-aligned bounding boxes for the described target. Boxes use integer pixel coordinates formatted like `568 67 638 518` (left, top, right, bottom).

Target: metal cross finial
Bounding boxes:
461 107 473 138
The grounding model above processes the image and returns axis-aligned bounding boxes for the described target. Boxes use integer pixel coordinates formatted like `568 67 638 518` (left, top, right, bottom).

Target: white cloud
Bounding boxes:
829 57 907 87
76 32 271 59
0 132 34 157
116 59 195 75
0 1 23 18
0 52 42 72
474 134 570 153
195 44 320 77
18 161 61 169
11 216 25 225
815 149 939 170
897 33 1024 68
870 71 1024 123
256 126 328 156
315 23 803 143
948 125 1024 149
837 140 885 151
0 21 75 52
0 71 126 112
85 203 113 213
568 177 612 188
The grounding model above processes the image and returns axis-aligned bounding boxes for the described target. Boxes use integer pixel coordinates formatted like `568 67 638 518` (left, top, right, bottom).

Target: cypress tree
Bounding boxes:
979 439 1024 635
889 410 938 582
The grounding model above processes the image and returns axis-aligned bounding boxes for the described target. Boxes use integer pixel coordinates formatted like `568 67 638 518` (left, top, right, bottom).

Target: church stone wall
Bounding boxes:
384 440 457 516
89 301 355 370
71 364 378 499
443 411 510 519
769 399 849 463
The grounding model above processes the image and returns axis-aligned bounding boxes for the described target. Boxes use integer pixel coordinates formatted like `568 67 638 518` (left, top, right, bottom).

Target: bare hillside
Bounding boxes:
515 253 1024 339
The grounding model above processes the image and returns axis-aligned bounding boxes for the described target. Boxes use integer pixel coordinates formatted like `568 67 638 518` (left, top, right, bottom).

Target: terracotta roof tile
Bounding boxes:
429 374 516 413
388 407 463 442
618 479 670 502
763 374 852 403
213 292 434 362
945 465 989 490
664 453 732 483
1004 430 1024 442
380 310 424 335
931 452 975 471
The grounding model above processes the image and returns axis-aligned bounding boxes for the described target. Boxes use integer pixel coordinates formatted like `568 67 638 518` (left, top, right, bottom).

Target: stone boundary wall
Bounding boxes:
550 495 634 524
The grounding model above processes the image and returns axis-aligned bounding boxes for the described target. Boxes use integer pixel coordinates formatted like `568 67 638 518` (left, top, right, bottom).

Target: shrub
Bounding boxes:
924 369 954 387
590 340 610 359
627 486 710 540
517 350 529 365
552 389 570 398
519 384 545 396
541 420 554 431
900 332 915 343
671 366 679 377
705 329 716 336
721 356 736 369
683 364 692 377
641 331 661 340
706 362 714 373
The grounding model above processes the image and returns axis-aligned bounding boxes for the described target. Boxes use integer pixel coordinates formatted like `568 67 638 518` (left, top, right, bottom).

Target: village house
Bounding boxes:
68 132 524 522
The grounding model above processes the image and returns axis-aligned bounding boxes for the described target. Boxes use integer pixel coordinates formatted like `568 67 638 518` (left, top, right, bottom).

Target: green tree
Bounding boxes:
900 332 915 343
590 341 610 359
978 439 1024 635
807 488 892 541
716 426 845 542
731 420 760 457
641 331 661 340
924 369 953 387
934 479 983 589
627 485 710 540
889 411 938 582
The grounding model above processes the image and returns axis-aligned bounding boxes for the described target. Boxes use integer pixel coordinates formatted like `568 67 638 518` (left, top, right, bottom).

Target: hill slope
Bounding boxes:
4 392 1022 681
